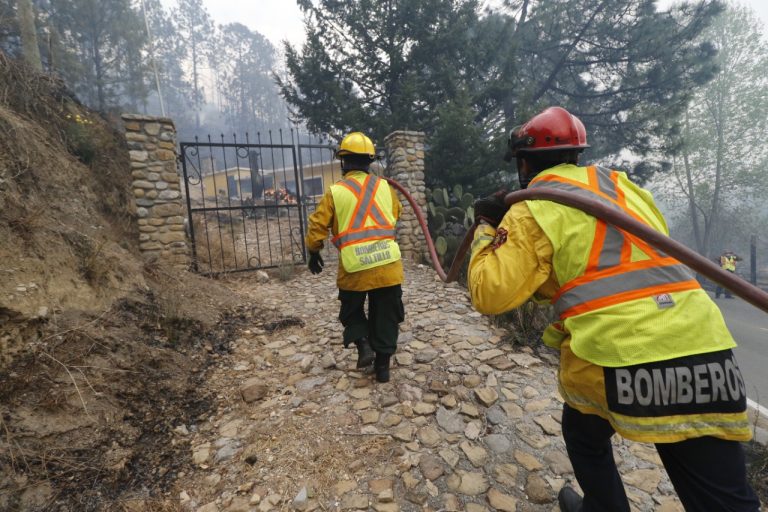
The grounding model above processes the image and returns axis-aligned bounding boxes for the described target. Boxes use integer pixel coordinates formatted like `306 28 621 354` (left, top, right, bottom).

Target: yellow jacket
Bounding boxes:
305 171 404 291
468 184 750 443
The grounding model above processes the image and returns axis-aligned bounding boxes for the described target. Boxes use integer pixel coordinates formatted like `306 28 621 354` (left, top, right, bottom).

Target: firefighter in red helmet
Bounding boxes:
470 107 760 511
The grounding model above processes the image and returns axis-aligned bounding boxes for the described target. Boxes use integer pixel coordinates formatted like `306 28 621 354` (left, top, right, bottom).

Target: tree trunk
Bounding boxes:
18 0 42 72
682 111 704 253
192 35 200 129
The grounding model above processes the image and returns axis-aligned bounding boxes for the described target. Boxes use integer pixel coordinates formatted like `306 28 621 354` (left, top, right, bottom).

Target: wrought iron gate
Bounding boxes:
180 133 306 274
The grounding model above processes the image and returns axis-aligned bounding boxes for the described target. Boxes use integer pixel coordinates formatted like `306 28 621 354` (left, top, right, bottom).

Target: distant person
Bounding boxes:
304 132 404 383
716 250 743 299
468 106 760 512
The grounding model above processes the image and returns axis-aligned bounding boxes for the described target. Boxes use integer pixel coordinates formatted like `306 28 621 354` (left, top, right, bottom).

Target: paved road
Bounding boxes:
711 293 768 409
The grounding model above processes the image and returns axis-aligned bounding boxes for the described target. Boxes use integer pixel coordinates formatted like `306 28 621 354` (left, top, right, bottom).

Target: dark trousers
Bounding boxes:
716 270 735 298
338 285 404 354
562 404 761 512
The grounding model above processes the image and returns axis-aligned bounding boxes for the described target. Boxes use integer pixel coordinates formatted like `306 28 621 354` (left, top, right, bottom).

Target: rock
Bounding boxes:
418 454 445 480
415 348 439 363
524 398 553 413
192 443 211 465
380 394 399 407
484 434 511 454
319 353 336 369
368 478 393 494
204 473 222 486
214 439 241 463
514 450 544 471
460 441 489 467
486 406 506 425
464 420 482 440
401 471 420 490
226 497 251 512
361 410 380 424
477 349 505 361
474 387 499 407
509 353 542 367
377 488 394 503
463 375 483 388
333 480 358 496
296 376 326 393
440 395 458 408
487 488 517 512
255 270 269 283
522 386 539 399
439 448 460 467
381 414 402 427
392 425 415 442
299 355 314 373
460 402 480 418
417 426 441 447
525 474 554 503
436 407 465 434
500 402 523 419
240 378 269 403
534 414 561 436
544 450 573 475
292 487 308 511
197 503 218 512
492 464 519 487
624 468 663 493
429 380 450 395
395 353 414 366
373 503 399 512
446 470 489 496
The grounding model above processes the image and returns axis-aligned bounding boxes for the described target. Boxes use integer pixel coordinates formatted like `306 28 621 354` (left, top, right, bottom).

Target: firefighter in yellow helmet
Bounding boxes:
469 107 760 511
716 249 742 299
305 132 404 382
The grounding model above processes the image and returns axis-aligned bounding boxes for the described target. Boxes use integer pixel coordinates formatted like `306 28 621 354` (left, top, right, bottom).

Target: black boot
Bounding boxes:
354 337 375 368
374 352 391 383
557 486 583 512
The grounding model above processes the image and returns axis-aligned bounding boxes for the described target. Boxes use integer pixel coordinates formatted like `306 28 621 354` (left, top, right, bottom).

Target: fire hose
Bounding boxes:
384 178 768 315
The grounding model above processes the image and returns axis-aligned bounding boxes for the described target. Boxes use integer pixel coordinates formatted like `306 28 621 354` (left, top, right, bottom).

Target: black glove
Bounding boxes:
308 251 324 274
473 190 509 227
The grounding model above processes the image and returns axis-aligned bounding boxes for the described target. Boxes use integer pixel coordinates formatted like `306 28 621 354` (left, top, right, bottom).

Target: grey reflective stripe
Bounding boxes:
341 178 363 195
350 177 380 229
529 180 623 212
332 228 396 248
554 264 696 316
598 225 625 269
596 166 618 200
369 204 388 226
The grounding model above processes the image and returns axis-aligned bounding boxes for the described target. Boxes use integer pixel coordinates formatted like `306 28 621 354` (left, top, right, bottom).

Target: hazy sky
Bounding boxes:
160 0 768 49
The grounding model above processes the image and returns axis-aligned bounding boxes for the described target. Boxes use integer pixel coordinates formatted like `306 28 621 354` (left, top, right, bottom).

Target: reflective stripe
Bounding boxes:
529 179 623 213
332 228 396 249
598 225 626 269
554 264 696 317
350 176 379 229
340 177 362 195
369 203 388 226
595 165 618 199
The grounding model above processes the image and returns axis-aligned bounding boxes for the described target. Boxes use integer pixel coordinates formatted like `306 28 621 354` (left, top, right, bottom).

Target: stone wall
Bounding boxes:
121 114 189 268
384 131 427 262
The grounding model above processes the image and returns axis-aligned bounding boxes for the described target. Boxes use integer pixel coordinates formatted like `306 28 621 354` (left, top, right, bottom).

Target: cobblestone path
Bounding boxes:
175 262 687 512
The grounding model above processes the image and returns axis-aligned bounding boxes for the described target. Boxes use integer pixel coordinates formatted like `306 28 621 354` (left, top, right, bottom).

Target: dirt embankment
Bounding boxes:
0 53 248 511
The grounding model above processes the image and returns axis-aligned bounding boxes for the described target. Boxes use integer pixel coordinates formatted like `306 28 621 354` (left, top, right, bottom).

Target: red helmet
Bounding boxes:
505 107 589 160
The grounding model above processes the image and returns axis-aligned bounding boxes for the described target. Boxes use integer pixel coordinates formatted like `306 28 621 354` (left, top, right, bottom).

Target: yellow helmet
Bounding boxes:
336 132 376 159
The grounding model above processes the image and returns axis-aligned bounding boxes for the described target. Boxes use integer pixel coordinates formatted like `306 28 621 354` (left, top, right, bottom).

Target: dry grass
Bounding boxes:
243 414 395 500
493 300 555 346
192 215 239 273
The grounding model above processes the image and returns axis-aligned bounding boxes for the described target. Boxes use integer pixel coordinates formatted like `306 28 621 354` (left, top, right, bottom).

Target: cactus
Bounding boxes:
453 184 463 200
464 216 472 230
435 206 449 218
432 188 447 207
460 192 474 209
466 205 474 223
429 212 446 233
446 207 466 222
446 235 460 255
428 202 436 217
435 236 448 257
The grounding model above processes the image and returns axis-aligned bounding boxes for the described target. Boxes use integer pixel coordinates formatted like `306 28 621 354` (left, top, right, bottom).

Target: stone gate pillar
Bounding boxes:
384 131 427 262
121 114 189 269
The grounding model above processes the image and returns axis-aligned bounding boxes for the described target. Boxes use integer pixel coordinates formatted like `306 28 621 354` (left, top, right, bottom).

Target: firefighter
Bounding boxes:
468 107 760 511
716 250 742 299
305 132 405 383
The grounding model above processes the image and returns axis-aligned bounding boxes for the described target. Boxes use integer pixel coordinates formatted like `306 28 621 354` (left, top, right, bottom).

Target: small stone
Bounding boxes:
381 414 402 427
464 420 482 440
361 410 380 424
525 474 554 504
415 348 439 363
340 493 368 509
320 353 336 369
192 444 210 465
440 395 458 408
439 448 460 467
487 488 517 511
436 407 465 434
395 353 414 366
446 470 489 496
240 378 269 403
515 450 544 471
534 414 561 436
392 425 415 442
333 480 357 496
292 487 308 510
460 441 489 467
484 434 511 454
197 503 218 512
377 488 394 503
500 402 523 419
522 386 539 399
460 402 480 418
368 478 393 494
474 387 499 407
493 464 519 487
255 270 269 283
486 406 506 425
417 426 441 447
624 468 662 493
544 450 573 475
463 375 483 388
418 454 444 480
413 402 436 415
